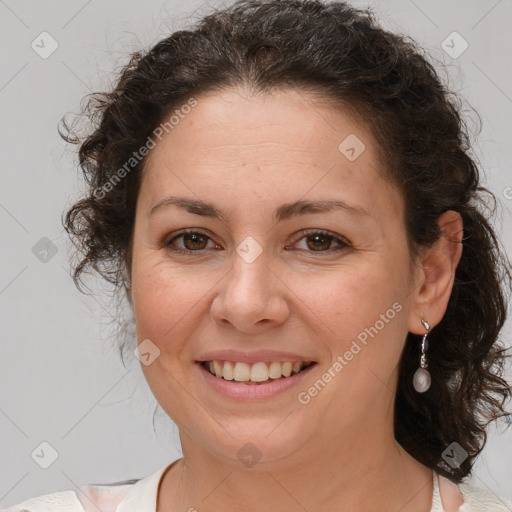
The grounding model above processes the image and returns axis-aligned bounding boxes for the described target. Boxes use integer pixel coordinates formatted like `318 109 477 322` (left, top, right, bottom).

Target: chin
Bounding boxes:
195 418 310 468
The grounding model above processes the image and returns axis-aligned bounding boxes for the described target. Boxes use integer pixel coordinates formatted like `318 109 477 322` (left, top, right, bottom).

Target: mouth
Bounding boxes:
197 359 317 385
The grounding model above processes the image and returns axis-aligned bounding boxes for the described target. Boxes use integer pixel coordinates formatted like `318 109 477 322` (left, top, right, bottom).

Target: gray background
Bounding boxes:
1 0 511 507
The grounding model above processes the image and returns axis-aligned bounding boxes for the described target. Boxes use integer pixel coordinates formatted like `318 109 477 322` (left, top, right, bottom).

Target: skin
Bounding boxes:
127 87 464 511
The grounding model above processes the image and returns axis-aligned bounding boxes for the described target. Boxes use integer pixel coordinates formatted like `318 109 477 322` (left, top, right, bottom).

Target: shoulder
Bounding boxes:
1 481 137 512
1 490 87 512
458 481 512 511
0 462 176 512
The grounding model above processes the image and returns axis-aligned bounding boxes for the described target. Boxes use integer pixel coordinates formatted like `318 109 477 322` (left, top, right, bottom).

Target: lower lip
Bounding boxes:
196 362 317 400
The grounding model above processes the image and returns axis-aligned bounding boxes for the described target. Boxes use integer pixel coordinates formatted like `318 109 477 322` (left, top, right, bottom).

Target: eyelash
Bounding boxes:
164 228 351 255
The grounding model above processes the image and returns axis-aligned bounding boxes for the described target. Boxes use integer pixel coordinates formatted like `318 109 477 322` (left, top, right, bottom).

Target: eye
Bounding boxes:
165 229 220 254
286 229 350 253
164 228 350 255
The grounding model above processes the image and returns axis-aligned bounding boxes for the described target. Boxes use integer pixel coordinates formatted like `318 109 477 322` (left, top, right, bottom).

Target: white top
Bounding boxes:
3 460 512 512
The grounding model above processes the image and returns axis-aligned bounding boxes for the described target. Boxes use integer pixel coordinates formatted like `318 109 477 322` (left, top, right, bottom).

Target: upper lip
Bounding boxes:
196 350 317 364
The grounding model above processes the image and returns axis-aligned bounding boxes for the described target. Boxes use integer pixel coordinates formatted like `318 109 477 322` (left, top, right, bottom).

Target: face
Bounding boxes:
129 87 419 465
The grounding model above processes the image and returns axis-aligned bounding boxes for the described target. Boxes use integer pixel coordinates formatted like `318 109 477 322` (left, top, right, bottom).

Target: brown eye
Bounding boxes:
166 230 218 253
182 232 208 250
288 230 350 253
305 233 332 251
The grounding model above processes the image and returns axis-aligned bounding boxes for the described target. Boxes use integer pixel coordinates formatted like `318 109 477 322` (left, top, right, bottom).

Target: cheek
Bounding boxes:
316 259 407 373
131 263 175 337
313 259 401 329
130 254 215 346
131 261 200 396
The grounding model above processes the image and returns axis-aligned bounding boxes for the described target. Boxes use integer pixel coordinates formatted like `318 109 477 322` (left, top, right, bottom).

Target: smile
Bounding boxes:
199 360 315 384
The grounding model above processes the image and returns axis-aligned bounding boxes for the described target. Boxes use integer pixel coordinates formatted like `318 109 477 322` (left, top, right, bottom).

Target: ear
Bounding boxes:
407 210 463 335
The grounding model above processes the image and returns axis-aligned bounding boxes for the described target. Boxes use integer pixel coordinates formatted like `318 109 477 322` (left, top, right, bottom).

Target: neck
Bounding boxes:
157 424 433 512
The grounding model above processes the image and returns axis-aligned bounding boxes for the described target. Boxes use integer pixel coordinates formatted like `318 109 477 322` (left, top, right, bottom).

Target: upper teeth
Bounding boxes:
205 360 312 382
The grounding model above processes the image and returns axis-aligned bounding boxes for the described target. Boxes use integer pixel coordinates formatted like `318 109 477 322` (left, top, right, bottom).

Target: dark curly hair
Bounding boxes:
61 0 512 483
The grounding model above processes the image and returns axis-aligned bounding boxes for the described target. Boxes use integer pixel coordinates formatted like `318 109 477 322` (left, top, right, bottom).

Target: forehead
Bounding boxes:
140 87 403 223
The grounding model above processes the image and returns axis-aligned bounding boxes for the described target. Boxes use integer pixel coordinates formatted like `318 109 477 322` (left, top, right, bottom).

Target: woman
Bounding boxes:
4 0 511 511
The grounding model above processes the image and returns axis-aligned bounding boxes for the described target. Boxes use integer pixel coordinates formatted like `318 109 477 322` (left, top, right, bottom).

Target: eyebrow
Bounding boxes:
148 196 372 223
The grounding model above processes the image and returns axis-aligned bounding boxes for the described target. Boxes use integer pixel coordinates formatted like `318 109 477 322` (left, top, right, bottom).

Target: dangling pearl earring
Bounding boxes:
413 319 431 393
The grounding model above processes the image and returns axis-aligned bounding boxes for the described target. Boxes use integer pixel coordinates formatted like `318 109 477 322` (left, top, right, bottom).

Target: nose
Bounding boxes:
210 250 291 334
